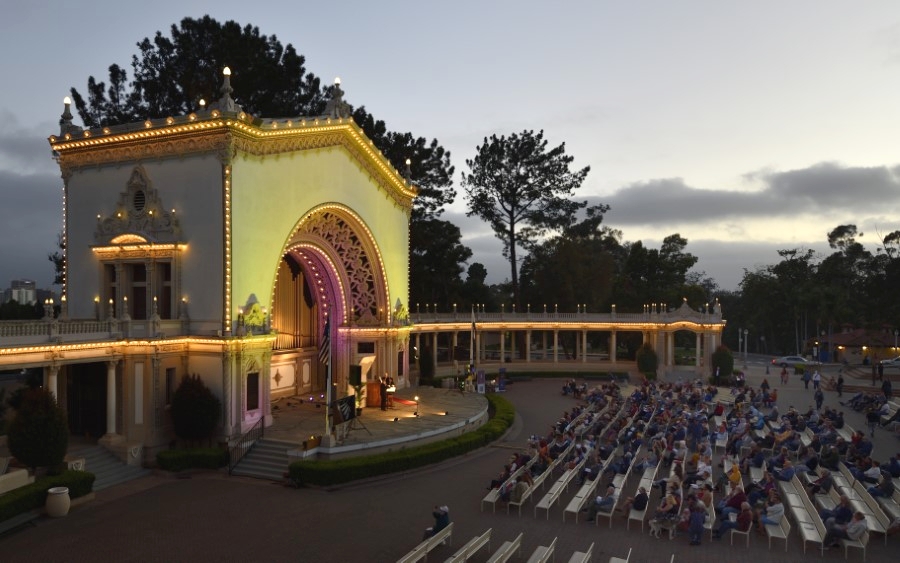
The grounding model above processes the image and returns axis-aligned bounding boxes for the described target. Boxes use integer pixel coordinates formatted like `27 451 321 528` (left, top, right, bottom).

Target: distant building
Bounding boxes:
4 279 37 305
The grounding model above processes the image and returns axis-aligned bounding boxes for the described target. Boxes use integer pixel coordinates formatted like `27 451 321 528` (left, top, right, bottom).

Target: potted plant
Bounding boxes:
353 382 365 416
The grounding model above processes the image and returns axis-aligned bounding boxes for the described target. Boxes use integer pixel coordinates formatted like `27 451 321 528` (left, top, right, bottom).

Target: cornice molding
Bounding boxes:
51 119 416 213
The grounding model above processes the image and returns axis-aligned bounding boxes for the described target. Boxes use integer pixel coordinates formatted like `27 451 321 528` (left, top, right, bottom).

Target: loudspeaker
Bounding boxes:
349 364 362 387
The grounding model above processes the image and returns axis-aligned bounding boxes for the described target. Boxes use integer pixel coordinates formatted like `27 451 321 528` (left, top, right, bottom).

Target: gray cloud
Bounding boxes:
597 161 900 228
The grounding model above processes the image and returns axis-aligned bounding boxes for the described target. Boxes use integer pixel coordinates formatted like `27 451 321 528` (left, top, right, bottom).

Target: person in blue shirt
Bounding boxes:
423 505 450 541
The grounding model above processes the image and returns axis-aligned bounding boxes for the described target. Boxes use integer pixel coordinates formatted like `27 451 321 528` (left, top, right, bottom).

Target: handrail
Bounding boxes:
228 417 265 474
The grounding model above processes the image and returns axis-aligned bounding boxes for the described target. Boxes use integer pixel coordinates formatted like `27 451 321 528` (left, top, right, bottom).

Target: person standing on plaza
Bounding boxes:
837 373 844 398
882 378 892 400
780 366 789 385
802 370 811 390
814 388 824 411
878 361 884 382
812 370 822 390
379 376 388 411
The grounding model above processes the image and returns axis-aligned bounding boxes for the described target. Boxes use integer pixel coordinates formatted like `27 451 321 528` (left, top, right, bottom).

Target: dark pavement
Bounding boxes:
0 371 896 563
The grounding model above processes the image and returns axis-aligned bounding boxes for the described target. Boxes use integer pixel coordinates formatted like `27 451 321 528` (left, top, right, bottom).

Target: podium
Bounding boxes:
366 381 381 408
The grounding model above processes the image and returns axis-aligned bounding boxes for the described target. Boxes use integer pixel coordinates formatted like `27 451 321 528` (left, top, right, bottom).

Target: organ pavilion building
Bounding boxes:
3 71 416 461
1 70 727 466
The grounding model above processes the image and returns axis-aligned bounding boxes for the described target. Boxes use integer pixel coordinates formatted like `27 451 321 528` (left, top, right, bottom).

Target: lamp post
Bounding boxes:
743 329 749 366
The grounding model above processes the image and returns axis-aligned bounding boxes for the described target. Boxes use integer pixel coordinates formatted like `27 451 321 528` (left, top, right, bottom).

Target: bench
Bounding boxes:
563 472 602 523
526 536 556 563
764 515 790 551
535 477 569 519
482 467 524 513
396 522 453 563
788 475 826 555
749 460 767 483
840 530 869 562
851 480 891 544
566 542 593 563
444 528 491 563
608 547 631 563
508 481 538 516
486 532 523 563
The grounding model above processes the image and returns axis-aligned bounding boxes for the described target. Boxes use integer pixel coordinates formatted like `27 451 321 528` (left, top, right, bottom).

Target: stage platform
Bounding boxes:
266 386 490 460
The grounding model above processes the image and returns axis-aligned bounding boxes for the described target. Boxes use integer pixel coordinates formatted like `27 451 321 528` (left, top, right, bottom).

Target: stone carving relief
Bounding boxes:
95 166 183 244
298 211 381 324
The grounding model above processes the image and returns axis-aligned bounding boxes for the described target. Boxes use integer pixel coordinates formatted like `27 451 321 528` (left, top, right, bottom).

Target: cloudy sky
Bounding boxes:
2 1 900 293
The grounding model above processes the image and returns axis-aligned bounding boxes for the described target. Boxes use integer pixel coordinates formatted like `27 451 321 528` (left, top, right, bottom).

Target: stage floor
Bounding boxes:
266 386 490 453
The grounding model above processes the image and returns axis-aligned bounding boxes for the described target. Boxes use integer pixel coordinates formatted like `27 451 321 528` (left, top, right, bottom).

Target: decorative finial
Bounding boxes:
59 95 82 137
212 66 241 113
324 76 351 118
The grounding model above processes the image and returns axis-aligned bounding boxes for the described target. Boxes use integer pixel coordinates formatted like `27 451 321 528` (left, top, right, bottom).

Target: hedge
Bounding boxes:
0 470 96 523
288 393 514 487
156 447 228 472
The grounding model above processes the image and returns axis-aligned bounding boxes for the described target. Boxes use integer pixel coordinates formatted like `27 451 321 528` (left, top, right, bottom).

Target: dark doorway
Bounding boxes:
67 363 107 440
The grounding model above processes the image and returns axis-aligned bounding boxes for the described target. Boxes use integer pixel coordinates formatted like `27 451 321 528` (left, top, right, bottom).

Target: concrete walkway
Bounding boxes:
0 372 896 563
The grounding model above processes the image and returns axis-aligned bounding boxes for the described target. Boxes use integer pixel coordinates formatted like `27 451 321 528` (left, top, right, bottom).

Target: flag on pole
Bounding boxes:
319 316 331 365
469 307 476 370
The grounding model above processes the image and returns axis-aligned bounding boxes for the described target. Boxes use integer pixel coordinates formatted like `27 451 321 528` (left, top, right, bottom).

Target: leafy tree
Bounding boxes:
711 345 735 382
48 231 66 287
459 263 500 311
635 343 658 378
7 387 69 472
71 17 467 306
611 234 698 311
70 16 326 125
409 218 471 308
462 129 590 307
0 300 42 320
170 374 221 444
520 205 618 313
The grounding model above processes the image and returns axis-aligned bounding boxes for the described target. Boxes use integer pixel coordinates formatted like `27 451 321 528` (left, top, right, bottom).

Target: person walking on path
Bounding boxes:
812 370 822 390
780 367 789 385
815 388 824 411
802 370 811 390
882 378 893 400
836 373 844 397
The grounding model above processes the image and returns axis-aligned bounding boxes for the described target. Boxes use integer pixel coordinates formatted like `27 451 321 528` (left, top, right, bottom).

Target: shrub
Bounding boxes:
635 343 658 374
711 345 734 382
157 447 227 472
7 387 69 472
0 470 95 523
288 394 514 486
418 346 435 383
170 374 221 444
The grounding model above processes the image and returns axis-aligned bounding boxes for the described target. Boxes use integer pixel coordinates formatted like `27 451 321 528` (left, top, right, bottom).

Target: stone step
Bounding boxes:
68 445 151 492
230 438 290 482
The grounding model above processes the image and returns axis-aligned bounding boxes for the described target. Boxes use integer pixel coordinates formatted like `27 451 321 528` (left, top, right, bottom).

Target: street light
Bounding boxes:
743 329 749 366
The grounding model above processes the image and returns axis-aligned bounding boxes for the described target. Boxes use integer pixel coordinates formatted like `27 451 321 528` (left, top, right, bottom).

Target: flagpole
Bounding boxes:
470 306 475 373
323 315 332 437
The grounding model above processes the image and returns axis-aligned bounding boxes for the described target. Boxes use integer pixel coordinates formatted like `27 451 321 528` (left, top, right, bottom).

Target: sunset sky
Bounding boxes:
2 1 899 294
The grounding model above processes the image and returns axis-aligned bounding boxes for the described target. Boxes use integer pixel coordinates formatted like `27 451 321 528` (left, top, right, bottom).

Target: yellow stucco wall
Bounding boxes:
230 145 410 320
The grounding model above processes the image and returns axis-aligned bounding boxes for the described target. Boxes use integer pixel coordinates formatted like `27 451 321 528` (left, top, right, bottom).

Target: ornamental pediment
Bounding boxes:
94 165 182 244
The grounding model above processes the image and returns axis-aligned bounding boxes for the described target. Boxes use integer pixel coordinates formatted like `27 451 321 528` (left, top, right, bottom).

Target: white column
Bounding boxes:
553 330 559 363
452 331 458 363
526 330 531 363
582 330 587 364
611 331 617 364
432 332 438 373
105 360 118 436
667 333 675 367
695 333 702 367
46 365 59 400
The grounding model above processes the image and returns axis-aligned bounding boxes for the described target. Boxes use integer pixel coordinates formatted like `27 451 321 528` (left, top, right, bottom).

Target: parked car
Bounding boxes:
880 355 900 368
771 355 821 367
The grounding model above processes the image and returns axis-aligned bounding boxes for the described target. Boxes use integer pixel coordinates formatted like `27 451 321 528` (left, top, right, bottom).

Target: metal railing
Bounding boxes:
228 417 265 474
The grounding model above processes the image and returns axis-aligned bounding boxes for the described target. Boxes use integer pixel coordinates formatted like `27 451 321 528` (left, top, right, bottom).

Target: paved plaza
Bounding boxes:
0 363 897 562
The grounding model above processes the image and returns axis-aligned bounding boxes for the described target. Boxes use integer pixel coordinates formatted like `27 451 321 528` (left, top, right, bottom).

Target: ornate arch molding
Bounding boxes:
275 204 389 327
